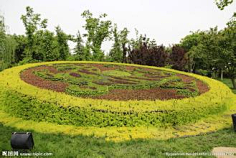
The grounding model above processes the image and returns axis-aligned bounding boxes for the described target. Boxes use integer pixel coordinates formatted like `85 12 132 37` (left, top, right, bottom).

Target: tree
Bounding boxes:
169 45 187 71
120 28 129 63
180 28 225 77
74 31 87 61
215 0 234 10
109 24 122 62
129 29 144 50
221 19 236 88
0 15 16 70
40 30 59 61
21 6 47 60
81 10 112 61
1 35 16 70
12 34 27 63
128 36 168 67
0 15 6 67
199 27 224 78
180 31 202 72
109 24 129 63
55 26 70 60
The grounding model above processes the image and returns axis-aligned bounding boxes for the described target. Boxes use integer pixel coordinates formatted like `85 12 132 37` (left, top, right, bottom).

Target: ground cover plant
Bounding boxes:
0 61 235 142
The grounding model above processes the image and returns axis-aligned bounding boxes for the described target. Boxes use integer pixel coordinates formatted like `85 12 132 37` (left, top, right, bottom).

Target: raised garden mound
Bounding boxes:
0 61 233 132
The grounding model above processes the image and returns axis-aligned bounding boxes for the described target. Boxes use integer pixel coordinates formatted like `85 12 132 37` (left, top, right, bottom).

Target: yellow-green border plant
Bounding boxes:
0 61 235 141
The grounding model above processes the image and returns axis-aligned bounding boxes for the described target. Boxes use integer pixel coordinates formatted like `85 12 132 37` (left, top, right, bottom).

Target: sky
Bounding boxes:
0 0 236 53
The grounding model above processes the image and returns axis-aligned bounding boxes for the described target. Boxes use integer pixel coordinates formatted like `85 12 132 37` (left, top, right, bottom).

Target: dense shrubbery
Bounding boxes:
128 42 168 67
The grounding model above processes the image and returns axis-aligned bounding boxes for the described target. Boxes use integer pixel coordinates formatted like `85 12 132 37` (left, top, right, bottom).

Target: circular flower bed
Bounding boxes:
0 61 234 141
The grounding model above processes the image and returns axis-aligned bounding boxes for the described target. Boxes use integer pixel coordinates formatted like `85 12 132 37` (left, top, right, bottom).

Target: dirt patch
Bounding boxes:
93 81 113 86
108 78 137 85
20 66 68 92
196 79 209 94
177 74 209 94
129 76 160 81
144 74 170 79
78 69 97 75
69 72 81 78
177 74 194 83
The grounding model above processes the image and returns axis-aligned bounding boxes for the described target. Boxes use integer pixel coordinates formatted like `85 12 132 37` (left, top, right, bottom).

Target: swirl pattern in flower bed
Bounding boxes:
20 63 208 100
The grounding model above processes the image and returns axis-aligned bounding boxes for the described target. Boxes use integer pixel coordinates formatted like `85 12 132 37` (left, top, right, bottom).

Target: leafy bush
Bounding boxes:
169 45 187 71
195 69 208 76
128 41 168 67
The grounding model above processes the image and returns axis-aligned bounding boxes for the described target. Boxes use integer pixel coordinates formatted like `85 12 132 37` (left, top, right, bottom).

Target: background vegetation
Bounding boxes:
0 1 236 89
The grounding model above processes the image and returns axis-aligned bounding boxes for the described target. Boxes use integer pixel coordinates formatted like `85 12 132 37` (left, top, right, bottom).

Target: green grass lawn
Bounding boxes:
0 124 236 158
0 78 236 158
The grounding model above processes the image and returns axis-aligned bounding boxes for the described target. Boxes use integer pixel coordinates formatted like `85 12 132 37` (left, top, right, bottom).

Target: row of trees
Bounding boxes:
0 7 131 67
0 6 186 67
180 25 236 88
129 0 236 88
0 4 235 88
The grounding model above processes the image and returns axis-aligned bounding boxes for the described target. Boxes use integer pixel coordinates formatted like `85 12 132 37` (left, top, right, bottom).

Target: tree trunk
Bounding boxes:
122 44 127 63
187 54 191 72
221 69 224 80
231 78 236 89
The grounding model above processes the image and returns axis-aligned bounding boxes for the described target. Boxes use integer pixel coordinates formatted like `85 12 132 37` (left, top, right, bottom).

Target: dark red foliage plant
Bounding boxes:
128 40 168 67
169 45 187 71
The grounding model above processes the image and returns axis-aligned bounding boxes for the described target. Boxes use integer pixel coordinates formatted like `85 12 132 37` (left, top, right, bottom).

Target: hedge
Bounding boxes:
0 61 234 128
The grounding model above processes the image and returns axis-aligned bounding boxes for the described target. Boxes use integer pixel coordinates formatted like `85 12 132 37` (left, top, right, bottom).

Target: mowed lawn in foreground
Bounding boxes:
0 78 235 158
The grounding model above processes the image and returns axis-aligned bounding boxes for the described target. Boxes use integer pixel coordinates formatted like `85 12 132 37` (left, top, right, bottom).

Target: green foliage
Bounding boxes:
180 25 236 88
12 34 27 63
66 84 108 97
109 24 129 63
39 30 59 61
74 31 86 61
102 70 131 77
81 10 112 61
21 6 48 59
215 0 234 10
55 26 70 60
0 36 16 70
109 24 123 62
0 15 16 70
180 28 222 73
195 69 208 76
220 19 236 88
0 87 224 128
